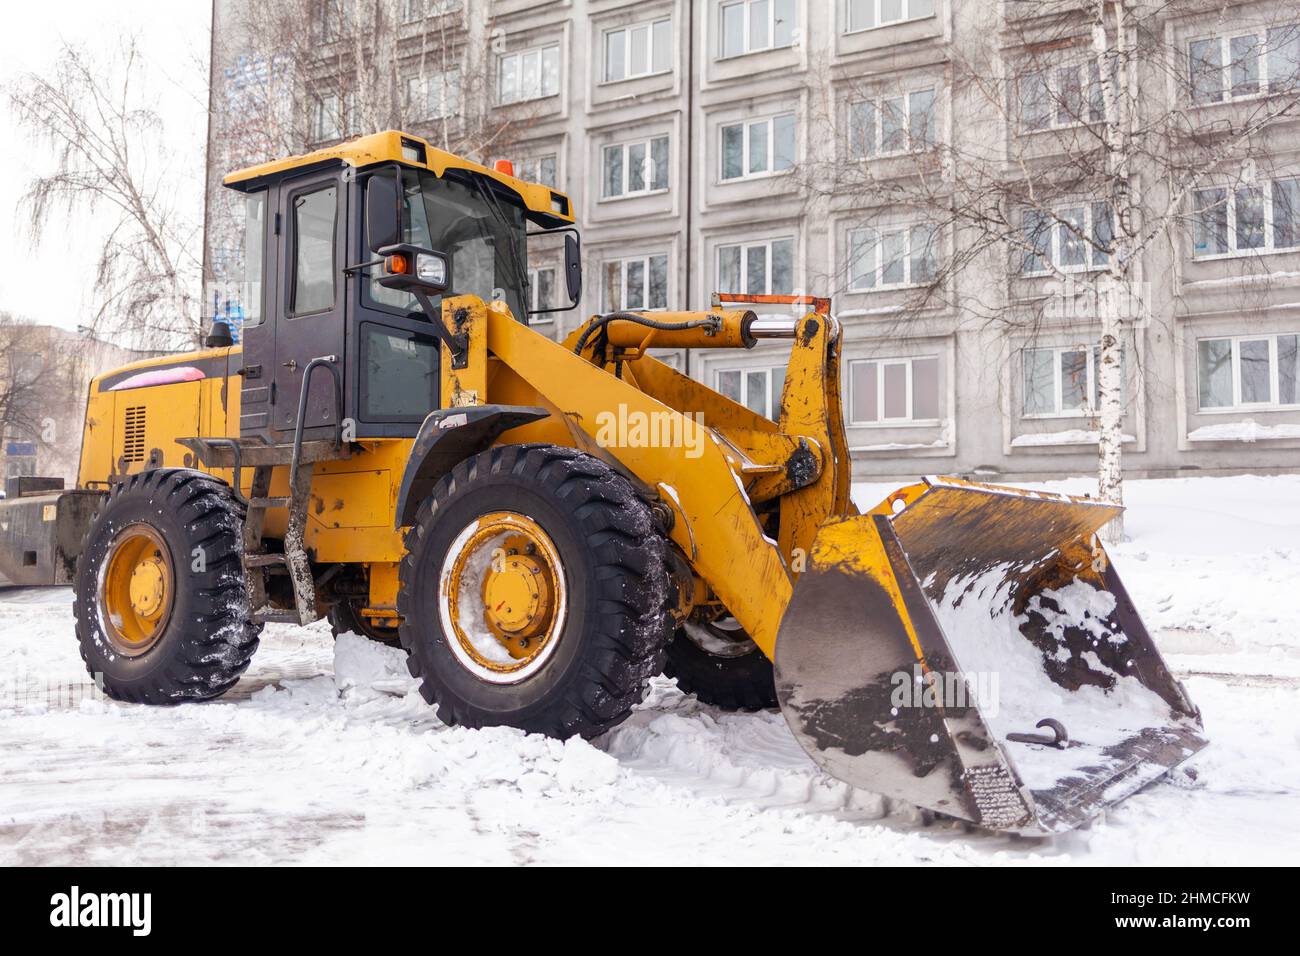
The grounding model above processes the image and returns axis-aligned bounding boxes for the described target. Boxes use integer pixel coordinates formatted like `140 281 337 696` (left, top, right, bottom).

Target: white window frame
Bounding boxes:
401 0 457 22
603 18 673 83
845 0 936 35
714 364 787 419
718 0 797 59
1017 60 1107 132
1021 345 1103 418
498 44 561 105
515 154 559 189
1188 24 1300 105
313 91 350 141
1020 201 1113 276
847 355 941 426
528 266 557 316
716 237 796 295
1195 333 1300 411
847 223 939 291
848 88 937 158
1191 178 1300 259
601 136 671 199
320 0 350 42
405 69 460 120
601 254 671 312
719 113 796 181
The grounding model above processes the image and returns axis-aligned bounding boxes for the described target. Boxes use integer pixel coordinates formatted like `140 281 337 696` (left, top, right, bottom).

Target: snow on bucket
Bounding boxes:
774 477 1207 834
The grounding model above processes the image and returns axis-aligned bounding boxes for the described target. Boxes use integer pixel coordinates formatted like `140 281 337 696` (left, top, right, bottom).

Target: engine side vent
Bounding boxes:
123 405 146 463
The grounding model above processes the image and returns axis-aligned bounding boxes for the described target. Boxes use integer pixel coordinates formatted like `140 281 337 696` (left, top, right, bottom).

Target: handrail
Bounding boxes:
290 355 343 492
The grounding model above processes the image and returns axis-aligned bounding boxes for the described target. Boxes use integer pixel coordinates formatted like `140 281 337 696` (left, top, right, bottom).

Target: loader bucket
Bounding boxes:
774 476 1206 835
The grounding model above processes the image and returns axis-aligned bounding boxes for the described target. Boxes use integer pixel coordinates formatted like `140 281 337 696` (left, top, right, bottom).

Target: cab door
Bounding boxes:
271 171 347 437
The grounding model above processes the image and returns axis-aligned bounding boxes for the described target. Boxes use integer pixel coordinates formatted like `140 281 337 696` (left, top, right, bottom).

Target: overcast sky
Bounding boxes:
0 0 211 331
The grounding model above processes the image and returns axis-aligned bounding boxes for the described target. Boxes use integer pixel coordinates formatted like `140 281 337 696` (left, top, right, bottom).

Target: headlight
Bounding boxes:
416 253 447 285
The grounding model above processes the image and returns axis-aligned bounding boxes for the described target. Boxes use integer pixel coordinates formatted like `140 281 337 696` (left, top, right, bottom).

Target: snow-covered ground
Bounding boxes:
2 474 1298 865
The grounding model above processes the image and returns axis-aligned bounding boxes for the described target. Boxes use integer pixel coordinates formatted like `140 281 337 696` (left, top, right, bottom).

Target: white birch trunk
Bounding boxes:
1093 0 1129 542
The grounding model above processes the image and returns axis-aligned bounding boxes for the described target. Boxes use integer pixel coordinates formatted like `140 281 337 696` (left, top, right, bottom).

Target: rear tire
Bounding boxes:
73 468 261 704
329 600 401 646
397 444 671 739
664 615 778 711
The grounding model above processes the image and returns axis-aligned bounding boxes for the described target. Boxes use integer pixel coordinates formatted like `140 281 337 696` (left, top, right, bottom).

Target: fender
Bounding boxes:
394 404 550 529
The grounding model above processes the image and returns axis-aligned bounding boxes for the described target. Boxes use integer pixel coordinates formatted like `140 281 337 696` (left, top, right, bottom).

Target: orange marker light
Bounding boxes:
494 158 514 177
386 253 410 275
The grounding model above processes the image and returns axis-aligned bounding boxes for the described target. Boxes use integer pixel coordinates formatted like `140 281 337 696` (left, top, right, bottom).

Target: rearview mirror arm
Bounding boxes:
411 289 469 369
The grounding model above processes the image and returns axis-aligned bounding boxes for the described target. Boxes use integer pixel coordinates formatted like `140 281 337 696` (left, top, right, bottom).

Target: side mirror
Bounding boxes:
366 171 403 254
204 319 234 348
564 232 582 307
375 243 451 296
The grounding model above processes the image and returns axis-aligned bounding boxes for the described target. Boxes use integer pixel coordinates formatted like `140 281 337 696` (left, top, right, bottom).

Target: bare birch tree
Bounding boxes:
800 0 1300 539
8 40 204 351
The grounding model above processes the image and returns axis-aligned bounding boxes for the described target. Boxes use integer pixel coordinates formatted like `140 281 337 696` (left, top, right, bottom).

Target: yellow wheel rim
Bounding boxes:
98 523 175 657
439 511 567 684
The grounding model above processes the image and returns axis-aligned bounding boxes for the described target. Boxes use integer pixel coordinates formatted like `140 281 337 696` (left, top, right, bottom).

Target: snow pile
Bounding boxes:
1186 420 1300 443
1010 429 1136 447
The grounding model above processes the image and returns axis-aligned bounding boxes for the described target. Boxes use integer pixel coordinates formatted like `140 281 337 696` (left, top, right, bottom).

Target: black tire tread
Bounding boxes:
73 468 261 704
664 627 778 712
396 444 671 739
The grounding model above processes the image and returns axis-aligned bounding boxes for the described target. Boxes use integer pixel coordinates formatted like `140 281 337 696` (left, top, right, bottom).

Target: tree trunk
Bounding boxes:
1093 0 1128 542
1096 276 1126 542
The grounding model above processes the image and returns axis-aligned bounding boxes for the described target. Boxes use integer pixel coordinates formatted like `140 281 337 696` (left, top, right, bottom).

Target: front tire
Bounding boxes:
397 444 671 739
73 468 261 704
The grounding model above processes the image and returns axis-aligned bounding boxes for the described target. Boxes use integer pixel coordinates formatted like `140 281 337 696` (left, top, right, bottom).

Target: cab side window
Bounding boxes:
290 185 337 315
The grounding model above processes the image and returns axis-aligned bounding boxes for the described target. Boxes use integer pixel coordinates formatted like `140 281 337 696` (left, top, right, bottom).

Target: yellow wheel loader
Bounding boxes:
47 131 1203 834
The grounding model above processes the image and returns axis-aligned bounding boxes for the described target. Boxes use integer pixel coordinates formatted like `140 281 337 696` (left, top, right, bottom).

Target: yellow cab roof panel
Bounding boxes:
222 129 574 225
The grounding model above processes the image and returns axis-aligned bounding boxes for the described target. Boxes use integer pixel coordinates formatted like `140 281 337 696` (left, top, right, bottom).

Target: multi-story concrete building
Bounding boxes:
203 0 1300 481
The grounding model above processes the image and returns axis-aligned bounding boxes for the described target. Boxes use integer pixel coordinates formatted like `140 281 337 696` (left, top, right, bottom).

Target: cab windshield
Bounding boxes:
368 169 530 322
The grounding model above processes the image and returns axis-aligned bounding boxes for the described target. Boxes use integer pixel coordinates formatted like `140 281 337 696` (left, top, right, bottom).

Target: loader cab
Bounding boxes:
223 131 579 445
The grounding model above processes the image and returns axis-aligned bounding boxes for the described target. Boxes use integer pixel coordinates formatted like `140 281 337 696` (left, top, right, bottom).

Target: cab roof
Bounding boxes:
223 129 574 227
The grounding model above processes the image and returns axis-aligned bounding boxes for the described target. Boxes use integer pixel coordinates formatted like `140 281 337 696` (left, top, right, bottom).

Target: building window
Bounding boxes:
605 18 672 82
848 223 938 290
312 92 351 141
847 0 935 34
602 254 670 311
719 0 796 59
516 155 558 188
1022 345 1117 416
602 136 670 199
1197 333 1299 409
320 0 350 42
1189 24 1300 104
849 88 935 157
1192 178 1300 257
716 364 787 419
401 0 458 22
717 238 795 294
849 356 940 424
498 44 561 104
1018 61 1106 131
528 267 556 313
405 70 461 120
1020 202 1113 275
720 113 795 181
